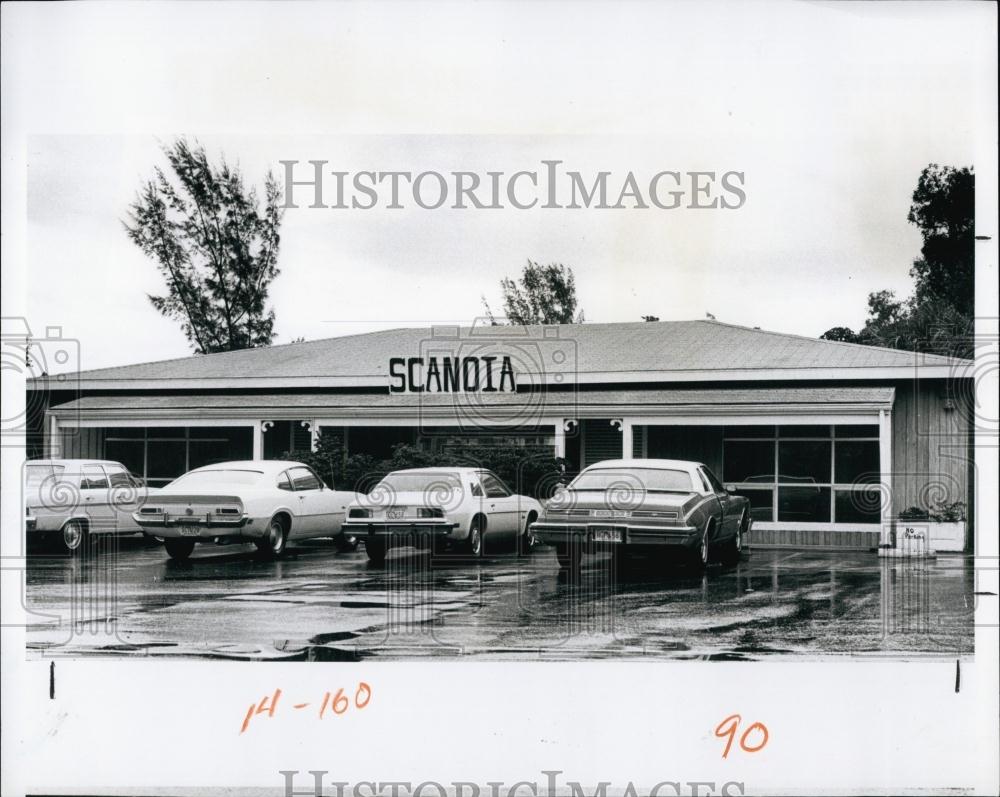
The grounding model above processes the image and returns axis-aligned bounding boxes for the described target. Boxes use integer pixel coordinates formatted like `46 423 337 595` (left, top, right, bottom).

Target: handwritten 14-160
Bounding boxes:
241 682 372 733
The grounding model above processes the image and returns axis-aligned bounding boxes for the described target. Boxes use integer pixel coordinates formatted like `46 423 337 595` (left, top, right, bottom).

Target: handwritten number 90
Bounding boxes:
715 714 769 758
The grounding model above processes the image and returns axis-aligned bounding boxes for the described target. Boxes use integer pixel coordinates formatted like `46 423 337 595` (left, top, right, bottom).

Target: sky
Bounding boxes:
3 1 996 372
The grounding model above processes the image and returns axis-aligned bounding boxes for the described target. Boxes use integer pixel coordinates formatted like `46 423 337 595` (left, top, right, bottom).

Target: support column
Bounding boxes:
302 420 318 452
554 421 566 460
622 419 634 458
48 415 61 458
253 421 266 460
879 408 893 550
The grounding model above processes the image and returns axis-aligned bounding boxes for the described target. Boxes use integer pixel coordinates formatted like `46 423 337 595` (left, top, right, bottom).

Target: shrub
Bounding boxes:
280 434 567 499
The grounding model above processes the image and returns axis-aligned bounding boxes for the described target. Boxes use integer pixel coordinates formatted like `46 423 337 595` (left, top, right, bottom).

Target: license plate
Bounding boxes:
178 525 201 536
591 527 623 543
386 508 405 520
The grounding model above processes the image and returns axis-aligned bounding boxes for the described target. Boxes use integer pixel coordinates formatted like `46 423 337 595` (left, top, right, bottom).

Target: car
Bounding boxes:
131 460 363 560
24 459 157 554
342 467 543 565
530 458 751 570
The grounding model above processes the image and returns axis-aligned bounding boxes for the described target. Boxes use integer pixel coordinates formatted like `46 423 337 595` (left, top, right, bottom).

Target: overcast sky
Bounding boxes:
3 1 996 372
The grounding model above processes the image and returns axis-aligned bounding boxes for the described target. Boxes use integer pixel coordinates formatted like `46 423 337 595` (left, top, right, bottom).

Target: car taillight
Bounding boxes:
417 507 443 519
216 507 240 515
139 507 163 515
349 508 372 519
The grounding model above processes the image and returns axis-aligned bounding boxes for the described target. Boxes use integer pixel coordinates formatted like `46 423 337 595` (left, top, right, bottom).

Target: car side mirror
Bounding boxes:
725 486 736 494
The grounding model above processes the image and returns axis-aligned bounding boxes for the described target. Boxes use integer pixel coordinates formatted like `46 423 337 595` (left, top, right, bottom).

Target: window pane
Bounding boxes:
80 465 109 490
778 425 830 438
105 439 144 476
778 486 831 522
147 440 187 480
835 440 880 485
835 488 882 523
833 425 879 438
723 440 774 483
103 427 144 440
147 427 187 439
104 466 132 488
289 467 322 490
189 440 233 470
724 425 775 438
733 488 773 522
778 441 831 483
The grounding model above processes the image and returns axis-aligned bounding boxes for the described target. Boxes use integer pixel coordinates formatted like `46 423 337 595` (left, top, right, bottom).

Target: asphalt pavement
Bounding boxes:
24 535 975 661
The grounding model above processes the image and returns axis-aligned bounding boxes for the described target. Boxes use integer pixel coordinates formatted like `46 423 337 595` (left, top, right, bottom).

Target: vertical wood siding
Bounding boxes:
891 381 971 548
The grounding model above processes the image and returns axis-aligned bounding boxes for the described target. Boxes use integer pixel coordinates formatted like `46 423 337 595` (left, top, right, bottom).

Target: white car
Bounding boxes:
25 459 157 554
132 460 362 560
343 467 543 564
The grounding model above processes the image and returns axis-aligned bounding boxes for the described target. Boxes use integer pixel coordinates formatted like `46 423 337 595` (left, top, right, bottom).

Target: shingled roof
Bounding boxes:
50 319 969 389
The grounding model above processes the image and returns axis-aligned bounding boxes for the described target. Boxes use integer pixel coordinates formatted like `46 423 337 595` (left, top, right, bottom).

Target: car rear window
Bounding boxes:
571 468 695 493
168 469 263 488
375 472 463 493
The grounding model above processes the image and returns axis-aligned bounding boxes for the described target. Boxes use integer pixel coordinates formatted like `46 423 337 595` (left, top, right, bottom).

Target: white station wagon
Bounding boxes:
343 467 543 564
132 460 362 560
25 459 155 553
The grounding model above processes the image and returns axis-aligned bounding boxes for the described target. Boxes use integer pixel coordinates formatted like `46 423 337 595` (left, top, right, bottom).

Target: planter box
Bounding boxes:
928 521 966 553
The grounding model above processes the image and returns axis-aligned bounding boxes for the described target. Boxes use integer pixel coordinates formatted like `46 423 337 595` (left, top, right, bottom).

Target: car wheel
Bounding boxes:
366 536 386 565
255 516 288 558
721 511 747 565
692 521 712 569
164 538 195 560
555 540 582 570
61 520 88 555
517 515 537 557
333 532 359 553
466 518 484 558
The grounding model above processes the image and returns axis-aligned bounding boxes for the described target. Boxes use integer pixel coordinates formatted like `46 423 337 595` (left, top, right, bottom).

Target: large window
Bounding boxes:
104 426 253 487
722 425 881 524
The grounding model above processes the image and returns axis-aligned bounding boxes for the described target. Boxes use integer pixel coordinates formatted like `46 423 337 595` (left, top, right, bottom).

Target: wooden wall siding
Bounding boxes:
750 529 880 550
582 418 624 467
58 428 104 459
890 382 972 545
644 426 725 474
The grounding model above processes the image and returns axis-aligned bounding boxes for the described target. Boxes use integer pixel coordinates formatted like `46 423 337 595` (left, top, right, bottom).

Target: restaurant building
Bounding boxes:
28 319 976 552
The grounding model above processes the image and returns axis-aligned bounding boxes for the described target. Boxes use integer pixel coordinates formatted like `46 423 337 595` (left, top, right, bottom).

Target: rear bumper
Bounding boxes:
132 512 251 537
343 521 459 539
530 521 700 548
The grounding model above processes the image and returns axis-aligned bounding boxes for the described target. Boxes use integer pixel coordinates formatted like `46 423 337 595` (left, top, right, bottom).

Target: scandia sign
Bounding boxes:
388 355 517 393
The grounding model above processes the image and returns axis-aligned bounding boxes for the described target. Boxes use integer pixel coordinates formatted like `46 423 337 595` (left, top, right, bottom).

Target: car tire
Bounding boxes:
517 515 537 557
721 511 747 565
555 540 582 570
691 521 712 569
366 536 387 565
466 518 484 558
164 538 195 561
333 532 359 553
61 520 88 556
255 516 288 558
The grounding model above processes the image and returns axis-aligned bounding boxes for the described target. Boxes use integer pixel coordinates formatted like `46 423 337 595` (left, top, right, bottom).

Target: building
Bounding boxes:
28 319 975 552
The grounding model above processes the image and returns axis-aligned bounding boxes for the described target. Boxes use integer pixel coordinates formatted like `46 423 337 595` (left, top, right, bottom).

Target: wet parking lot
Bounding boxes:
24 536 975 661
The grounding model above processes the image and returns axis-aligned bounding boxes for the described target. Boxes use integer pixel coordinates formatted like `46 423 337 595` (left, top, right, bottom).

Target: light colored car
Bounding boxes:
24 459 156 554
530 458 751 570
132 460 362 560
343 467 543 564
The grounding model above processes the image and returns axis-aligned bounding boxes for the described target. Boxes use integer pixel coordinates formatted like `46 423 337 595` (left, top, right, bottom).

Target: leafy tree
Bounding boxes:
124 139 283 353
908 165 974 311
820 164 974 358
483 260 584 325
